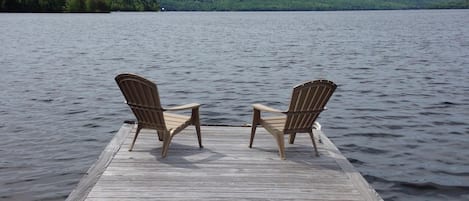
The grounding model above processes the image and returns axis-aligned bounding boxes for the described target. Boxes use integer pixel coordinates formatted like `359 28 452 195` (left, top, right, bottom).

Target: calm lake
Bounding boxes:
1 10 468 201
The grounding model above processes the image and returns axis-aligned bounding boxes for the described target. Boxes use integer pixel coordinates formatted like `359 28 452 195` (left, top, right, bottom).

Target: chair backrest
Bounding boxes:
284 80 337 133
115 74 167 131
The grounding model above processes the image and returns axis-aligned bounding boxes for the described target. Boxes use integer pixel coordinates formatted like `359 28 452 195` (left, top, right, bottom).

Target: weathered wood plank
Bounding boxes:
317 129 383 201
70 125 382 201
85 197 362 201
91 180 356 188
66 123 133 201
86 191 363 200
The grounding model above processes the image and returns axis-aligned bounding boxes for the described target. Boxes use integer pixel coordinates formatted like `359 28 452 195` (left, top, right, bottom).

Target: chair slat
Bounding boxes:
115 73 202 157
251 80 336 159
285 80 336 131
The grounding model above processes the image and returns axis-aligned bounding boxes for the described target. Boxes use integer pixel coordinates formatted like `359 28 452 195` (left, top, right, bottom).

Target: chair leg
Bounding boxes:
308 131 319 157
275 134 286 160
195 122 203 148
249 109 260 148
129 125 142 151
161 131 172 158
192 107 203 148
157 130 163 141
288 133 296 144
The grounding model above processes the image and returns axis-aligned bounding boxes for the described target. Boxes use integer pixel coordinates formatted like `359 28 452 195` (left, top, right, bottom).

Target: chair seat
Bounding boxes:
250 80 337 159
260 116 286 133
116 73 202 158
164 112 191 134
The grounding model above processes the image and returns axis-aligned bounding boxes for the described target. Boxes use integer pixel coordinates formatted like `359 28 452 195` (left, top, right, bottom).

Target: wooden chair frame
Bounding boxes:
115 73 203 158
249 80 337 160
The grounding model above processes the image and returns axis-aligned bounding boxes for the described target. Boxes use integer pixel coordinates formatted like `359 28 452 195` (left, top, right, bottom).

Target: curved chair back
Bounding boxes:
115 74 167 131
284 80 337 133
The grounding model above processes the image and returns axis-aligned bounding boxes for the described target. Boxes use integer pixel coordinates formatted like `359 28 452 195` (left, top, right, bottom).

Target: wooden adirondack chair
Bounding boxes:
115 73 203 158
249 80 337 160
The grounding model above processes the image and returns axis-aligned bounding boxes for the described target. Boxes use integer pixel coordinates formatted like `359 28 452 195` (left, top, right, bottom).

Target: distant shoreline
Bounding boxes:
158 0 468 12
159 8 469 11
2 0 468 13
1 7 468 13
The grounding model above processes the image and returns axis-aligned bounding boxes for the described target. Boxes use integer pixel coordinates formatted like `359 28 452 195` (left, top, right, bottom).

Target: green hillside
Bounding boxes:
0 0 468 12
159 0 469 11
0 0 159 12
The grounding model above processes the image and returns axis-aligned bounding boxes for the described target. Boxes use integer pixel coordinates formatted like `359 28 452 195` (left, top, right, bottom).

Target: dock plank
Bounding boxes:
68 125 382 201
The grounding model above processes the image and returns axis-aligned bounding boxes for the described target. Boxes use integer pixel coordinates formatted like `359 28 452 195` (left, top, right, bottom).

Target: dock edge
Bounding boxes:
316 129 383 201
66 123 134 201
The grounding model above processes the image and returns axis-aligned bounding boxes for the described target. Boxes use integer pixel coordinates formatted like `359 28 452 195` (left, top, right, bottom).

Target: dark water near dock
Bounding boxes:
1 10 468 201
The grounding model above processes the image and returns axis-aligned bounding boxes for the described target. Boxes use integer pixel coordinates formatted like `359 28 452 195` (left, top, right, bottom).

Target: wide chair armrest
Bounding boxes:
252 104 284 113
166 103 201 111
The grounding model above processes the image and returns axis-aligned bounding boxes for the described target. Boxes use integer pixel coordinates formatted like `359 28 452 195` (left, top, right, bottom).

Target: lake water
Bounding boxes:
1 10 468 201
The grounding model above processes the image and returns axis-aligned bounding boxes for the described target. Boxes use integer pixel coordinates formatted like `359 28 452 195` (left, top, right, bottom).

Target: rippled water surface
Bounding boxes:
1 10 468 201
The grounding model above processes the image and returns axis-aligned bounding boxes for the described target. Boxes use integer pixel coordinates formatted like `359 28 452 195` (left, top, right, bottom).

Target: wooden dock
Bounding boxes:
67 124 382 201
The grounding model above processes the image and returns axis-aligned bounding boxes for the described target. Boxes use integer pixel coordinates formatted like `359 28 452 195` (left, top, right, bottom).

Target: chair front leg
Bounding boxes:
161 131 173 158
192 107 203 148
249 109 260 148
275 134 286 160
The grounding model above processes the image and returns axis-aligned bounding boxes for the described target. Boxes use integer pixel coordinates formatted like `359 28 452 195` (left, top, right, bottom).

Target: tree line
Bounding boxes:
1 0 467 12
0 0 160 12
158 0 469 11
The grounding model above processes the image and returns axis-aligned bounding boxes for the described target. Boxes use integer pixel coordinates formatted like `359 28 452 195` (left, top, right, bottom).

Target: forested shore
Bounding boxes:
0 0 467 12
0 0 159 12
161 0 469 11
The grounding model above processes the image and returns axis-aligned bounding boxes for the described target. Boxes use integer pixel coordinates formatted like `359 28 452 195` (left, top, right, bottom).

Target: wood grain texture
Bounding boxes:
66 123 133 201
251 80 337 159
114 73 202 157
71 125 382 201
